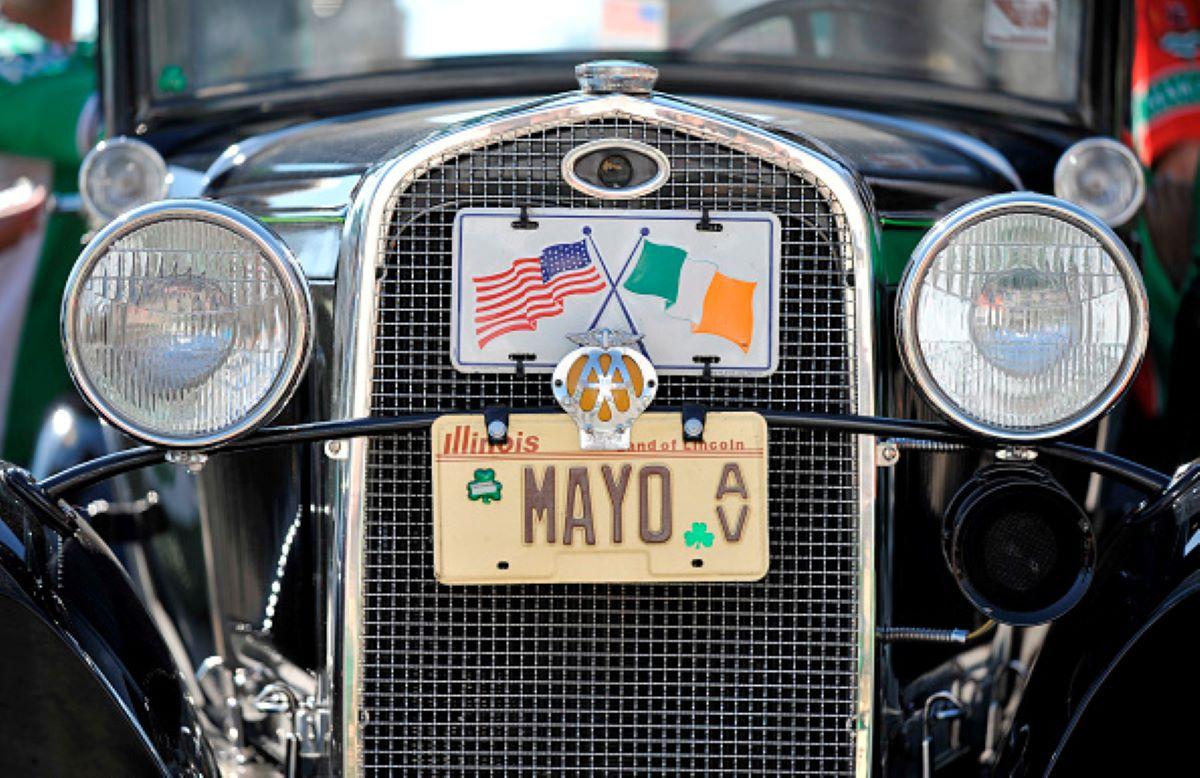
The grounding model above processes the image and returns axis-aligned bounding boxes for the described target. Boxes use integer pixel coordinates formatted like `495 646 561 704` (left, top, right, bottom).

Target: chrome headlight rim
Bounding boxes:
62 199 314 449
896 192 1149 442
78 136 172 223
1053 137 1145 228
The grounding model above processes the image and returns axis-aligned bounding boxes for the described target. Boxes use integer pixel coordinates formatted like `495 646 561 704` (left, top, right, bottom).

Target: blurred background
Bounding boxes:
1 0 1196 472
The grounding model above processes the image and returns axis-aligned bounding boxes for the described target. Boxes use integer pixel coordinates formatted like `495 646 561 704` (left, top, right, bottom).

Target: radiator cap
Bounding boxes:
575 60 658 95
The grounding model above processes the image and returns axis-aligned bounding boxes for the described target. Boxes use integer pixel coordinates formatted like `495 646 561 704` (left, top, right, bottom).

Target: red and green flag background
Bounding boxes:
1133 0 1200 166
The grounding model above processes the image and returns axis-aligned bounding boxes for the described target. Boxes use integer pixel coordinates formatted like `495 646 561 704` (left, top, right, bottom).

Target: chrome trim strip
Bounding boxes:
895 192 1150 442
559 138 671 199
329 90 878 776
74 92 102 159
61 199 314 449
201 133 285 192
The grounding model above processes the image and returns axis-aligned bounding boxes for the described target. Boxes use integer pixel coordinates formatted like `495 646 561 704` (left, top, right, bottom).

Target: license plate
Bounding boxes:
432 412 770 584
451 208 781 376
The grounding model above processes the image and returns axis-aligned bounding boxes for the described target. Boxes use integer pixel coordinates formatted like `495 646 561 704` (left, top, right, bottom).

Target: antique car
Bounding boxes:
3 0 1197 775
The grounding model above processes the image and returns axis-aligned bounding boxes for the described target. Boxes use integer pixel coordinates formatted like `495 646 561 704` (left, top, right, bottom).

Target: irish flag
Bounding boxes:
622 240 757 352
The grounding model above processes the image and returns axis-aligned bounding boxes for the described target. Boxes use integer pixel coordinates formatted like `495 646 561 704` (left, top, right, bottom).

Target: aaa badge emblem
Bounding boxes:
551 328 657 450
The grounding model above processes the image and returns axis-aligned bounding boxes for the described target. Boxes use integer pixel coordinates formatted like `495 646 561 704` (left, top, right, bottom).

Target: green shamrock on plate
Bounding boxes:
466 468 502 504
684 521 715 549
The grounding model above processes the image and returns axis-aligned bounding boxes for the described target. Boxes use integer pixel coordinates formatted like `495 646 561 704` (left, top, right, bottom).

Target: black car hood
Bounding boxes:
706 98 1024 215
203 93 1023 225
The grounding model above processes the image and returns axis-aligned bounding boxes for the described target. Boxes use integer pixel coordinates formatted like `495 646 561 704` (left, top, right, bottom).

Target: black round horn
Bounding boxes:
943 465 1095 626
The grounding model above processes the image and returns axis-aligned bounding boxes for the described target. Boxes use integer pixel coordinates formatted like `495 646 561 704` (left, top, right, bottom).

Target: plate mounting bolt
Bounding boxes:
683 417 704 439
166 450 208 474
487 419 508 441
876 441 900 467
995 446 1037 462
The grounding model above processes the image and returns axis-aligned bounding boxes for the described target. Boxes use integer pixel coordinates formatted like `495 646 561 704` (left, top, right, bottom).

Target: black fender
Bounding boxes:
997 463 1200 775
0 465 216 776
1046 568 1200 775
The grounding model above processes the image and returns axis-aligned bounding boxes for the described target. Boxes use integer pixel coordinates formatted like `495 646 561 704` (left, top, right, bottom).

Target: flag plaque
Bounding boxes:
450 208 782 375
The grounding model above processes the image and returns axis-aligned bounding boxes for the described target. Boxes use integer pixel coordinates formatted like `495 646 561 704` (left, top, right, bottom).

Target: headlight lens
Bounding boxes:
898 194 1148 440
79 137 171 223
1053 138 1145 227
63 201 312 447
967 266 1081 377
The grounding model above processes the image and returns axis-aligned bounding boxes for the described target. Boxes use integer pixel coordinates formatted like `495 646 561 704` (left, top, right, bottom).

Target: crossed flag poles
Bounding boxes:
583 226 652 355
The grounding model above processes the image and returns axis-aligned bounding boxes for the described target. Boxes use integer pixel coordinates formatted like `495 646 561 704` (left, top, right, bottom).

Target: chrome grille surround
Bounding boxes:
329 93 877 776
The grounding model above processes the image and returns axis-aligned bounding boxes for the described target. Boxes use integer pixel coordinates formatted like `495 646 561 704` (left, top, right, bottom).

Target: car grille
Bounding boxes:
362 115 862 775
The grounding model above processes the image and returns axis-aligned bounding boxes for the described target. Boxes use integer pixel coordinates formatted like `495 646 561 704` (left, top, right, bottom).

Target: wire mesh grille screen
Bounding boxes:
363 115 862 775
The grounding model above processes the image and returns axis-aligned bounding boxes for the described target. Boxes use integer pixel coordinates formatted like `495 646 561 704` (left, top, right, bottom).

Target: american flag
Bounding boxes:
473 240 606 347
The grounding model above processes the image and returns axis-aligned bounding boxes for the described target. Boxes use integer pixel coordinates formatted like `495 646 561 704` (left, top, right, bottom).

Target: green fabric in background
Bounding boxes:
3 210 87 465
0 21 42 58
0 42 94 167
1135 162 1200 409
1137 216 1185 366
0 41 95 465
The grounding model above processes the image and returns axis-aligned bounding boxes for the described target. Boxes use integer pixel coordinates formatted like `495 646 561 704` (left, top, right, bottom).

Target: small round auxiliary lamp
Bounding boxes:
942 466 1095 626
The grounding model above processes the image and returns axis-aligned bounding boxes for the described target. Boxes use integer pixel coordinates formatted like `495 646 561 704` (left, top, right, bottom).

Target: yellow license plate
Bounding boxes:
432 412 769 584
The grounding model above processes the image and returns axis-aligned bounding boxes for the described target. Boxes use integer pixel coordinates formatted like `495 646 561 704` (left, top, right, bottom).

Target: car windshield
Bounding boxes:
147 0 1084 105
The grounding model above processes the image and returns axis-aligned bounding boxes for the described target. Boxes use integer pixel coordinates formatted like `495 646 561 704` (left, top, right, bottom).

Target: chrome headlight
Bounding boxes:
1053 138 1145 227
79 137 171 223
62 200 312 447
897 194 1148 441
